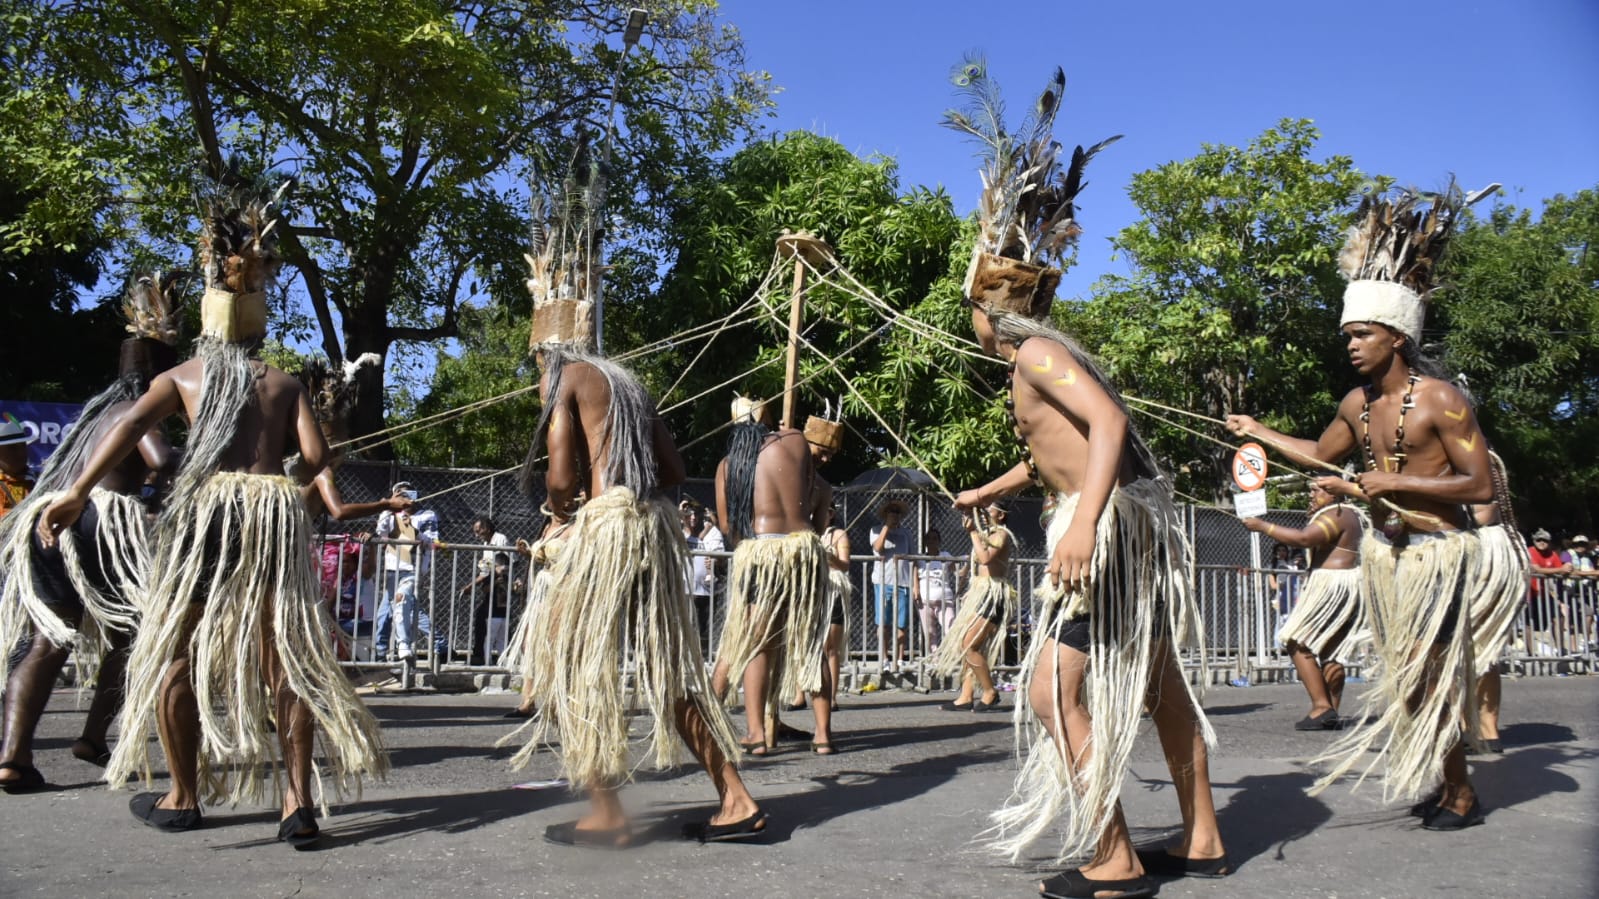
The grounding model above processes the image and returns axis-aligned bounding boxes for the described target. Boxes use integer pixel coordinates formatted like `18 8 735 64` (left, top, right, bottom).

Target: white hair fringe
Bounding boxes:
504 487 739 788
1310 528 1478 802
988 480 1212 864
104 473 387 809
716 531 831 708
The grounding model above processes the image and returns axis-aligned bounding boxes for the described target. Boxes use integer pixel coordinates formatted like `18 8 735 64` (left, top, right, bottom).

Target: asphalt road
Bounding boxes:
2 676 1596 898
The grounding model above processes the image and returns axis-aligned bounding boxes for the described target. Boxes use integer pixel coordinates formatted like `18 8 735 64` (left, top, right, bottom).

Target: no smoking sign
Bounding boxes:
1232 442 1268 492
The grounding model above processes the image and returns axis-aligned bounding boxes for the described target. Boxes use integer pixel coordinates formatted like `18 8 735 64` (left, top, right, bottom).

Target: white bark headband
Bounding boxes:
1340 279 1424 343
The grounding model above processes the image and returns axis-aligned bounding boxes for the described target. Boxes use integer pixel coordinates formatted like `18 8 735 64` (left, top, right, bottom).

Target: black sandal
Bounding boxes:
682 809 768 844
739 738 769 757
543 820 633 849
0 762 46 795
1136 847 1232 878
1294 709 1339 731
972 697 1004 712
128 792 203 831
1409 789 1443 818
71 738 112 767
1040 869 1155 899
1422 798 1485 831
277 807 321 849
811 741 835 755
940 700 974 712
502 706 536 719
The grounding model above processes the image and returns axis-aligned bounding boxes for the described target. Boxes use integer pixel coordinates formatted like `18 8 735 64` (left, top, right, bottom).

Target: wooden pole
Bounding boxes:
781 255 806 429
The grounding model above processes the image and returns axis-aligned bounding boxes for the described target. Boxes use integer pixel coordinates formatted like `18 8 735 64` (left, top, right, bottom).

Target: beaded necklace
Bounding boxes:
1360 372 1420 534
1004 360 1042 486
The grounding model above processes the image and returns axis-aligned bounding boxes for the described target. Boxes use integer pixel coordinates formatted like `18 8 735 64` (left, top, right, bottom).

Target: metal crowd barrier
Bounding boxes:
315 537 1595 687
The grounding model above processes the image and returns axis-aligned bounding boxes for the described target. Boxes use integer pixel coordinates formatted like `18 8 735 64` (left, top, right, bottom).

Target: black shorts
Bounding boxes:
1049 600 1169 655
978 594 1008 628
28 500 106 616
1053 615 1090 653
829 594 845 627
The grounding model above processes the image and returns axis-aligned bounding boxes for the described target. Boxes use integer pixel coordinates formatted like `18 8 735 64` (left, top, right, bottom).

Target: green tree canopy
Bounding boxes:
1073 119 1366 499
404 132 1008 487
1434 189 1599 532
7 1 769 449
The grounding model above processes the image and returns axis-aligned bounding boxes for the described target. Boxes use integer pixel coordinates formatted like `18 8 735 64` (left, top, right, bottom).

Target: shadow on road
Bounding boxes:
303 786 562 846
1209 770 1333 872
1497 721 1577 748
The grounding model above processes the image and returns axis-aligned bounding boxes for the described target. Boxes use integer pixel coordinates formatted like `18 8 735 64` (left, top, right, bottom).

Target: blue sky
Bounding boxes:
715 0 1599 299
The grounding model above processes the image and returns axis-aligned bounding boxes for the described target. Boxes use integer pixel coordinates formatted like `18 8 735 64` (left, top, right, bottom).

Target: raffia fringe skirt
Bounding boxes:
0 488 149 688
1310 528 1480 802
1469 525 1527 666
717 531 831 706
497 534 565 681
104 473 388 808
990 479 1212 864
926 575 1016 677
828 567 851 668
503 486 739 788
1278 567 1369 661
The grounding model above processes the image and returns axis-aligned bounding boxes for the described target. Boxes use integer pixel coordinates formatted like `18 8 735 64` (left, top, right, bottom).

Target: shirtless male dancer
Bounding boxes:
944 60 1223 898
929 504 1015 712
39 189 386 847
710 400 832 754
0 273 180 792
512 348 764 846
1242 484 1368 729
1228 182 1499 830
958 299 1227 899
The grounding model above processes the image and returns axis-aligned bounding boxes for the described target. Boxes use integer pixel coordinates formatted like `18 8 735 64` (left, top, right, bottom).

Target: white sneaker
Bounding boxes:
398 645 415 661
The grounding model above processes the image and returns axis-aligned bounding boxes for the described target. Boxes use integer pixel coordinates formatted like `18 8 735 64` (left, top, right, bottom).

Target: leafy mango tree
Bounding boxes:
6 0 769 451
1072 119 1367 500
1434 188 1599 531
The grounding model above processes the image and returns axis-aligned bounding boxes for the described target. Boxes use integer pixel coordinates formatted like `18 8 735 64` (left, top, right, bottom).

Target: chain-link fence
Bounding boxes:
314 464 1584 686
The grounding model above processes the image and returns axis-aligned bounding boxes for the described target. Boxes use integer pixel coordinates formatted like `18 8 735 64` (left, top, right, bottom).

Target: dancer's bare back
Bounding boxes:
38 354 324 546
542 359 682 521
714 428 816 541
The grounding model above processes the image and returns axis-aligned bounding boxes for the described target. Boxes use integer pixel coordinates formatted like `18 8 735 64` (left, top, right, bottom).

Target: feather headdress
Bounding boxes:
196 175 291 343
299 353 380 431
121 271 187 345
943 54 1121 317
1338 179 1498 340
527 136 607 353
117 270 189 379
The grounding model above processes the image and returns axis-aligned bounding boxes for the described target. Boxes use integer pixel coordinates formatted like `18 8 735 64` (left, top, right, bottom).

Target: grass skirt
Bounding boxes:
926 575 1016 677
497 532 565 681
717 531 830 707
104 472 387 808
504 487 739 788
1278 567 1368 661
827 567 851 666
990 480 1212 863
1468 525 1528 667
0 488 149 688
1311 528 1477 802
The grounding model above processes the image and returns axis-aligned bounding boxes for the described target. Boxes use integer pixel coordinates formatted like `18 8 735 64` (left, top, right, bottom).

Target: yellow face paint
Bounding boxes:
1030 355 1054 373
1054 369 1078 387
1444 407 1468 422
1457 434 1478 452
1313 516 1338 541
